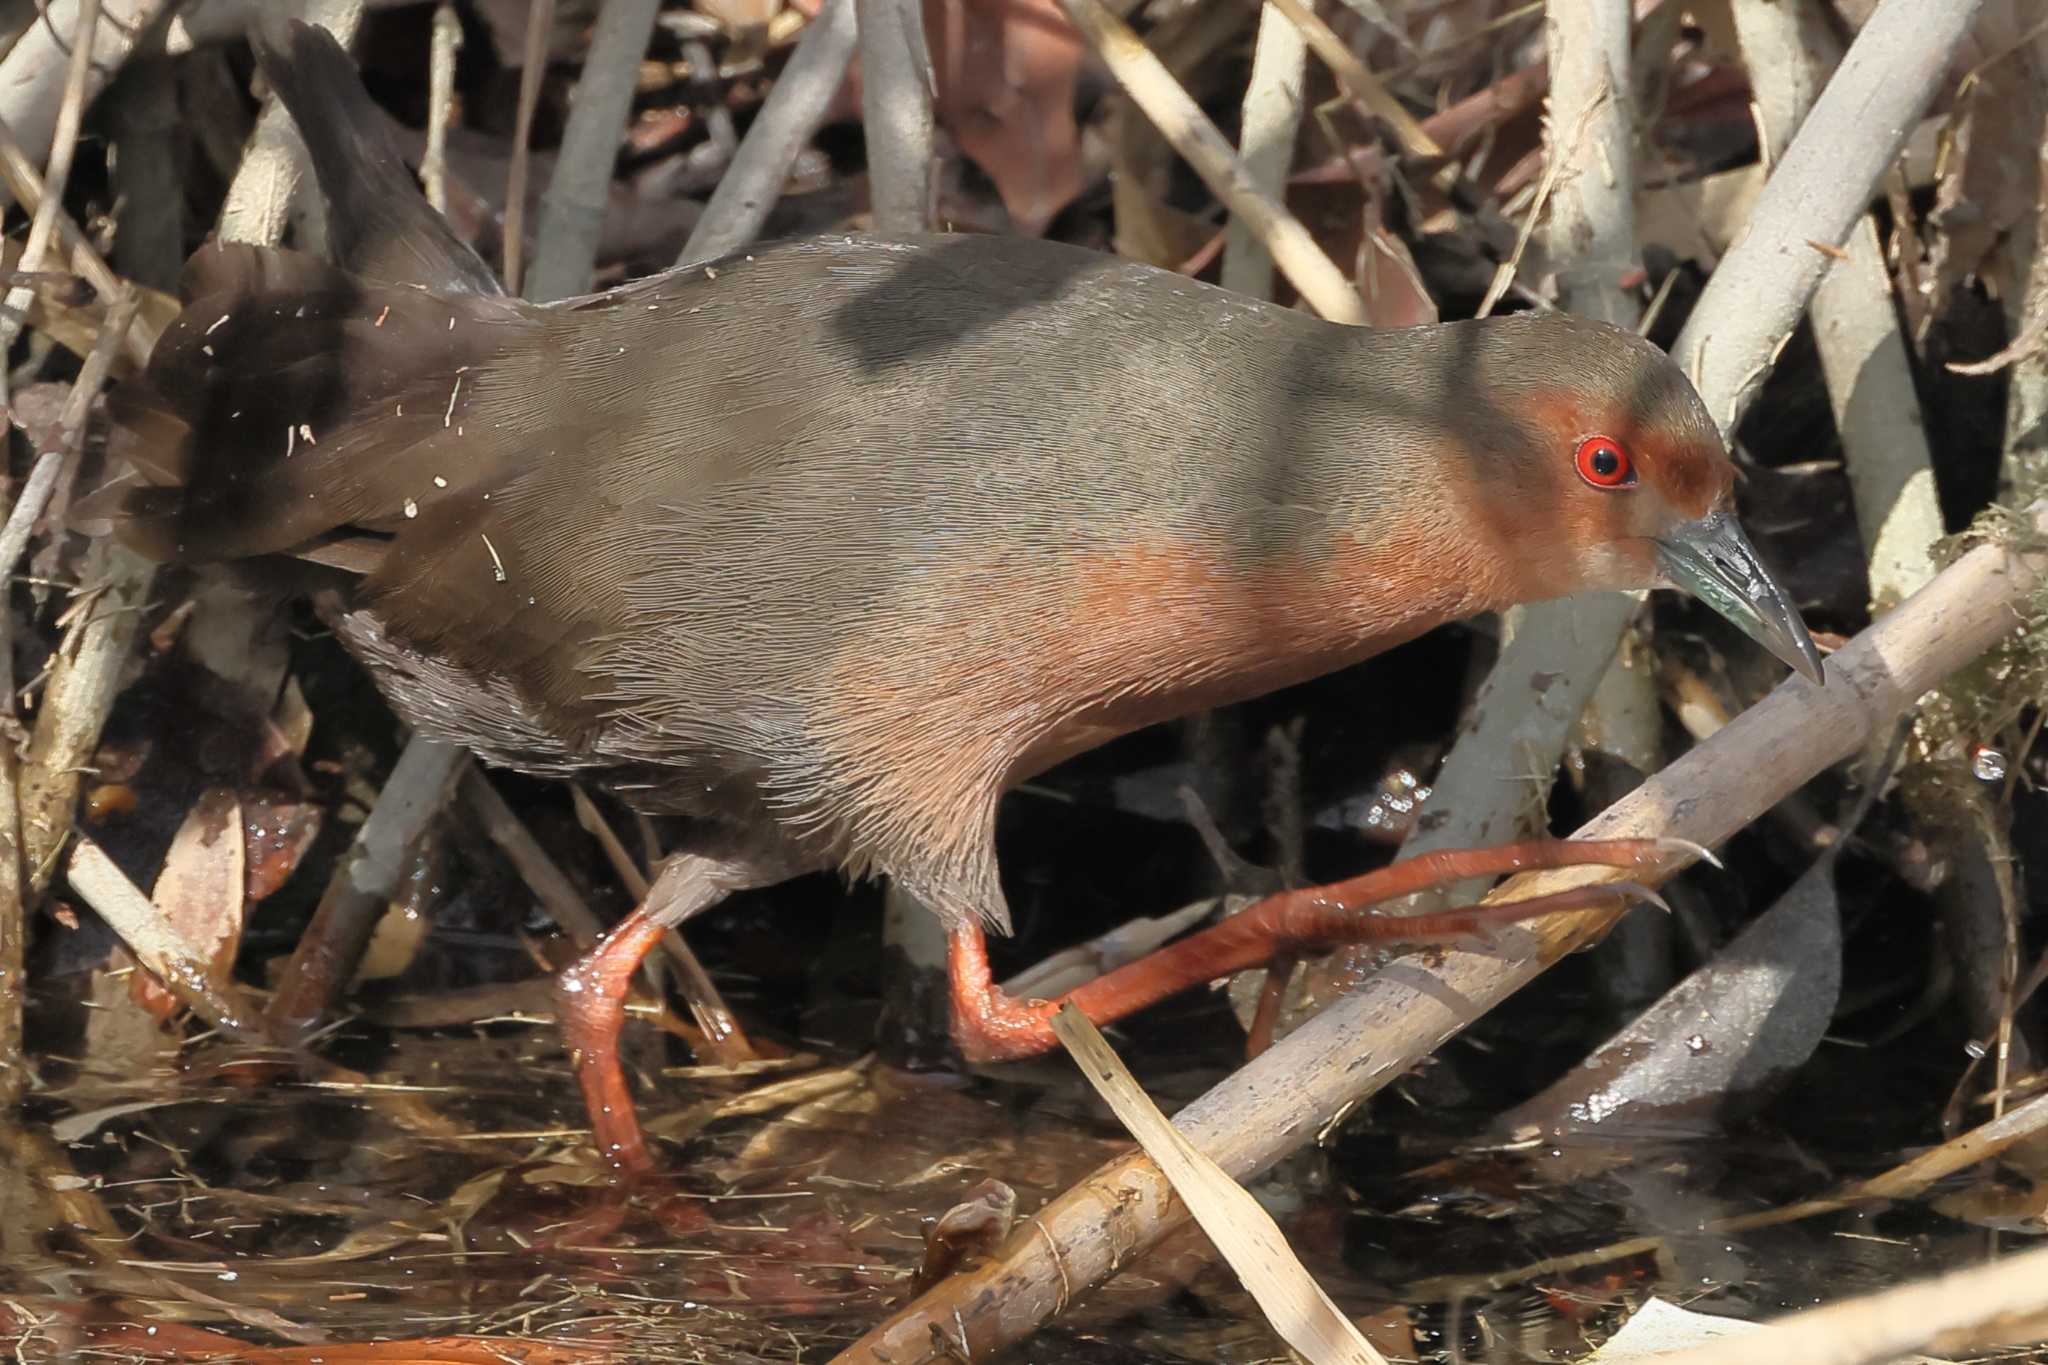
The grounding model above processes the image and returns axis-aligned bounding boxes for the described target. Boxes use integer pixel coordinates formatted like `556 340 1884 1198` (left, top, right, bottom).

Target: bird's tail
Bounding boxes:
248 16 504 297
86 244 529 564
82 19 529 566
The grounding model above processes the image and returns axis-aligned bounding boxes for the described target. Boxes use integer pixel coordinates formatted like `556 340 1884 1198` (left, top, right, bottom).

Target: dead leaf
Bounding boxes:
800 0 1091 235
1052 1006 1388 1365
908 1177 1016 1296
132 787 247 1022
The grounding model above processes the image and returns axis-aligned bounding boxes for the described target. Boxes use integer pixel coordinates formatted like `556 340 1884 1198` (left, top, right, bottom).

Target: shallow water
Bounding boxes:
5 971 2012 1365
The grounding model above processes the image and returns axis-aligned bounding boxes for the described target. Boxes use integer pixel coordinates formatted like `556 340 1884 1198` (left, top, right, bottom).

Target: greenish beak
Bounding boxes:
1655 508 1825 685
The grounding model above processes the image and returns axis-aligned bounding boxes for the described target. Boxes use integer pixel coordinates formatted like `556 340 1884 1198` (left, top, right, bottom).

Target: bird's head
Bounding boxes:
1423 313 1824 684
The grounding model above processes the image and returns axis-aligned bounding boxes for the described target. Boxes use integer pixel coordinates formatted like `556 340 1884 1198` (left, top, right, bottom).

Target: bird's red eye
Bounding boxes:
1575 435 1635 489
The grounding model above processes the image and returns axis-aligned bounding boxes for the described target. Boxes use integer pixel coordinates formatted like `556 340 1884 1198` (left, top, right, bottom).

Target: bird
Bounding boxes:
92 20 1821 1173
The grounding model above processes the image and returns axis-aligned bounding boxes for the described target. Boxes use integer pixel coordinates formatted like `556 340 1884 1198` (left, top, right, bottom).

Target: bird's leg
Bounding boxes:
554 855 744 1173
947 837 1700 1063
1244 950 1300 1057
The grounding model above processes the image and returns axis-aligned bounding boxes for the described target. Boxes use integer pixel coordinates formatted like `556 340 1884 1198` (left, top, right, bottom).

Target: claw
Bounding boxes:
1606 879 1672 915
1650 836 1721 870
1450 923 1505 951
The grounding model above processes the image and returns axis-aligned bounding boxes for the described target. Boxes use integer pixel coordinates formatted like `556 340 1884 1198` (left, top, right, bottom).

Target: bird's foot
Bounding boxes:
941 838 1707 1066
945 924 1063 1063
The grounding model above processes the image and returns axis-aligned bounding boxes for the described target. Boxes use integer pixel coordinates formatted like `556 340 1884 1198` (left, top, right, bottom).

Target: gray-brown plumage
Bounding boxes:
114 225 1738 925
96 20 1820 1166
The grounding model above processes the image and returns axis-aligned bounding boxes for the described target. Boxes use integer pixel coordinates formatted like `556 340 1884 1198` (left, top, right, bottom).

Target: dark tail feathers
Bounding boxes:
89 242 528 563
249 17 502 296
86 21 530 564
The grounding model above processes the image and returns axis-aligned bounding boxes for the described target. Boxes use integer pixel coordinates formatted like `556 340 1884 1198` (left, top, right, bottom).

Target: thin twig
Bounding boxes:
1 289 137 589
0 116 156 376
420 0 460 214
459 768 605 946
501 0 558 294
0 0 102 407
265 738 468 1032
65 837 276 1045
0 458 67 606
526 0 662 302
1476 59 1609 323
569 784 648 898
1265 0 1438 159
1219 2 1307 302
34 289 141 569
854 0 935 234
1057 0 1365 324
0 711 27 1104
679 0 859 266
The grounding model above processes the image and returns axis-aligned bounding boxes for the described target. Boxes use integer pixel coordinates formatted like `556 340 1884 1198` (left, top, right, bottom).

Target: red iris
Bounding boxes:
1575 435 1635 489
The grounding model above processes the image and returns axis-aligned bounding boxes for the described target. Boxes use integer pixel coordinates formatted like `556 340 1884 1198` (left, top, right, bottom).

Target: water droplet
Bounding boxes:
1971 745 2007 782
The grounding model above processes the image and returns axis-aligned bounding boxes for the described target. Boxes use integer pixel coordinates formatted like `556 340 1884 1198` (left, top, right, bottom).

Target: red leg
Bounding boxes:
947 920 1062 1062
1245 951 1299 1058
948 837 1699 1063
553 856 744 1173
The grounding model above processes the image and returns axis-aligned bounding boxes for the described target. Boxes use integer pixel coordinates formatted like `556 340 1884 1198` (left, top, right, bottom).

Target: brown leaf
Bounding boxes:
696 0 783 38
131 786 247 1021
928 0 1087 235
908 1177 1016 1297
803 0 1091 235
241 789 322 902
1929 3 2048 305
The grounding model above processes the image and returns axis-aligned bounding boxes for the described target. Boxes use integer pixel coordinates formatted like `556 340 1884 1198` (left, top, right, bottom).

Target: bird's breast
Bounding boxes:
813 530 1492 795
1017 535 1466 777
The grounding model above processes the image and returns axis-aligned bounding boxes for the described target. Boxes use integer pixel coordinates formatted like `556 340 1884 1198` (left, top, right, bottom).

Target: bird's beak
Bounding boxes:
1655 508 1825 684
